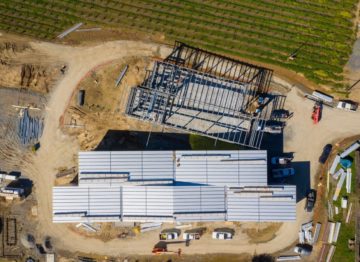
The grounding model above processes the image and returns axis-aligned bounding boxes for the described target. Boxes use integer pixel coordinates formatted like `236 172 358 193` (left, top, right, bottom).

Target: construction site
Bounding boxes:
0 31 359 262
126 42 285 149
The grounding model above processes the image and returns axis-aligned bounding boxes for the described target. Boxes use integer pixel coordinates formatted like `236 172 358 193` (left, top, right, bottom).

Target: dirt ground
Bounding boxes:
0 31 359 260
61 57 163 151
0 38 63 94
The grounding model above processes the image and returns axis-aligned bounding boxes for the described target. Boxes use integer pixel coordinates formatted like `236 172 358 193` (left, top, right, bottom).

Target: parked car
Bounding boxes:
271 157 293 165
319 144 332 164
159 229 180 240
212 228 234 240
183 228 206 240
337 100 358 112
271 109 291 119
305 189 316 212
257 121 284 134
272 168 295 178
294 244 312 256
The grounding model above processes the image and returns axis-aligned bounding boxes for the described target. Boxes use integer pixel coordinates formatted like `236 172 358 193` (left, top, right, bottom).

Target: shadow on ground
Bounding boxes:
95 130 191 151
7 178 33 197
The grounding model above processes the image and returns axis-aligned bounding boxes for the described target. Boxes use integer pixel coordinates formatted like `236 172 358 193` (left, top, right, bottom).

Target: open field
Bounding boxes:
0 0 358 89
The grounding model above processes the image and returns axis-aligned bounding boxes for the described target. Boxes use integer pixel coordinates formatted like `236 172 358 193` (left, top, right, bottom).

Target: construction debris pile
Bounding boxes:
318 141 359 262
298 221 321 245
0 171 23 200
328 141 357 219
18 108 44 145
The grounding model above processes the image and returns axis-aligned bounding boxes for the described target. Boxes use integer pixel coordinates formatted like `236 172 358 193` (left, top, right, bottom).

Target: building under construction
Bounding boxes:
126 42 285 149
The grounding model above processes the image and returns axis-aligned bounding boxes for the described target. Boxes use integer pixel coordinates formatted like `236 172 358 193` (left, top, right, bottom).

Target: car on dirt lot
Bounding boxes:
271 109 291 119
212 228 234 240
319 144 332 164
294 244 312 256
271 156 293 165
305 189 316 212
159 229 180 240
272 168 295 178
337 100 358 111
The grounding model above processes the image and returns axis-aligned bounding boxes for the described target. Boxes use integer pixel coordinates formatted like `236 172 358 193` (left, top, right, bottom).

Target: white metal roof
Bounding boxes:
53 185 295 223
53 186 122 223
175 150 267 186
78 150 267 187
226 186 296 221
53 150 296 223
78 151 175 185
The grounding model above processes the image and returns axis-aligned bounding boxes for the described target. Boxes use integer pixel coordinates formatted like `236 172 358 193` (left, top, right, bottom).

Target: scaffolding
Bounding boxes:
126 42 284 149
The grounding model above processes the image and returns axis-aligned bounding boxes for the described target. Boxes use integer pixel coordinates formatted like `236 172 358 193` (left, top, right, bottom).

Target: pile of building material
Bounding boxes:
57 23 83 39
0 186 24 199
305 90 334 107
327 201 334 220
329 155 341 175
340 141 360 158
325 222 341 244
115 65 128 87
0 172 18 182
299 221 314 244
345 203 353 223
346 168 352 193
330 140 359 175
140 222 162 233
276 255 301 261
18 108 44 145
332 168 344 180
0 171 23 200
76 223 98 233
313 223 322 244
333 171 346 201
326 245 336 262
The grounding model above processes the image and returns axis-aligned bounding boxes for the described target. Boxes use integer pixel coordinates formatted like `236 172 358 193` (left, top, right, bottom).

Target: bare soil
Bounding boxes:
0 36 63 94
61 57 162 151
243 223 282 244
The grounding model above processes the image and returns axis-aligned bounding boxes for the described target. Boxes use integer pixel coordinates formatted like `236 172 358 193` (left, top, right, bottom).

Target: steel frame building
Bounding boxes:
126 42 282 149
53 150 296 223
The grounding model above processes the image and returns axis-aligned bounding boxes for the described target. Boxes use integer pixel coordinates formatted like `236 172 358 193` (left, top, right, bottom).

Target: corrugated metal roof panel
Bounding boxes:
52 186 122 223
173 186 226 214
122 186 174 217
226 186 296 222
78 151 174 185
175 150 267 186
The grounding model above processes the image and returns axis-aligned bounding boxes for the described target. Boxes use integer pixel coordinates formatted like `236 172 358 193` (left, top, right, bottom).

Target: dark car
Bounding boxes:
294 244 312 256
319 144 332 164
305 190 316 212
271 109 291 119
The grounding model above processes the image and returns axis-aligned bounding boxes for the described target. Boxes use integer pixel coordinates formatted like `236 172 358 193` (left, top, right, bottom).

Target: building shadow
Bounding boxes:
95 129 287 152
268 161 310 202
261 133 284 156
95 130 192 151
7 178 33 198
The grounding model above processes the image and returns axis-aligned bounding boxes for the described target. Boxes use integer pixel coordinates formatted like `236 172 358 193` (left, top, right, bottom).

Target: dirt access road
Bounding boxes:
22 39 360 256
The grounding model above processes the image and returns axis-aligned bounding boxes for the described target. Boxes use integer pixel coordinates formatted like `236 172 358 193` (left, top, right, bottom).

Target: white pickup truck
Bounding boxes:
337 100 358 111
212 231 233 240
